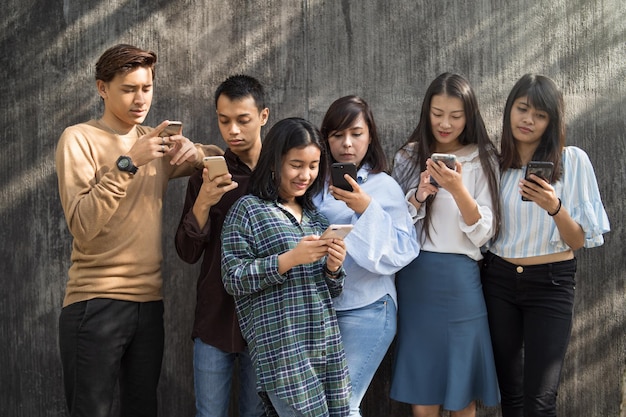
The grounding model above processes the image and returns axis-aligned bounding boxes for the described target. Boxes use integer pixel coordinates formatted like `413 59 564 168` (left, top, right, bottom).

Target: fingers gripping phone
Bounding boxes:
158 121 183 137
522 161 554 201
430 153 458 187
203 156 232 186
320 224 354 240
331 163 357 191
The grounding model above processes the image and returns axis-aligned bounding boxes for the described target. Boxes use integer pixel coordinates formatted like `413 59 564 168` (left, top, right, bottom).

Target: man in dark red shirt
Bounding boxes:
175 75 269 417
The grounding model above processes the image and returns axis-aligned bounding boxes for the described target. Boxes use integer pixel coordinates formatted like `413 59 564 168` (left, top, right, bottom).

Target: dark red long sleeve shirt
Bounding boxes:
175 148 252 352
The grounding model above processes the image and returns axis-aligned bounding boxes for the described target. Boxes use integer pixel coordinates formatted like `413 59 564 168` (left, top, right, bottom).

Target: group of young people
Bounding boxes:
55 43 610 417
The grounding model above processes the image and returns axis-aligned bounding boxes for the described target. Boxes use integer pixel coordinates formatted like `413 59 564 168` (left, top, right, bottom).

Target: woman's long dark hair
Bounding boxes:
250 117 327 211
500 74 565 182
320 95 388 174
393 72 500 242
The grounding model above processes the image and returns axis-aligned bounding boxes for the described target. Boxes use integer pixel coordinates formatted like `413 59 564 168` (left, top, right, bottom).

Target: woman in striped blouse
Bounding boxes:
481 74 610 417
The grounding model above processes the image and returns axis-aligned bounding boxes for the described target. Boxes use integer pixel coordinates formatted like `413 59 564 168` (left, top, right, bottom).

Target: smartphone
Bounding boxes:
429 153 458 187
203 156 231 186
320 224 354 240
522 161 554 201
158 121 183 137
331 163 357 191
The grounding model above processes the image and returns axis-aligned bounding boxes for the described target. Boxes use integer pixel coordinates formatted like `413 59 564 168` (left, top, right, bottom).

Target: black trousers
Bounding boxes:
481 252 576 417
59 299 164 417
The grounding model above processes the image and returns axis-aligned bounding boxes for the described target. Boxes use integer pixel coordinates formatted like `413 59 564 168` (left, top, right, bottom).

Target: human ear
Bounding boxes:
96 80 108 100
260 108 269 126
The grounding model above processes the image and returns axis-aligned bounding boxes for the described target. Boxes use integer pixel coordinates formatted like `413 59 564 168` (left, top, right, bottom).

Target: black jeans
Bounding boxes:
59 299 164 417
481 252 576 417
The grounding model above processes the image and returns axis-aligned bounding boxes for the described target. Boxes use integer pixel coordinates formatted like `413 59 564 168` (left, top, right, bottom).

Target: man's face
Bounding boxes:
97 66 153 130
216 95 268 156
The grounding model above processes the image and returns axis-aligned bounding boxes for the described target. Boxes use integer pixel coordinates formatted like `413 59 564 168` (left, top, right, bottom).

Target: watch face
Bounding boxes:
118 158 130 169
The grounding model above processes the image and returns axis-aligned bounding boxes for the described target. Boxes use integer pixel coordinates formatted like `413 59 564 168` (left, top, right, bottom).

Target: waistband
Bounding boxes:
484 251 577 275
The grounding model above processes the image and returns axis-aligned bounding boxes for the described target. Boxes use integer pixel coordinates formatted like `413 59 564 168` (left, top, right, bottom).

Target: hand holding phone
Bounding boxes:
522 161 554 201
158 121 183 137
320 224 354 240
331 163 357 191
429 153 458 187
203 156 231 186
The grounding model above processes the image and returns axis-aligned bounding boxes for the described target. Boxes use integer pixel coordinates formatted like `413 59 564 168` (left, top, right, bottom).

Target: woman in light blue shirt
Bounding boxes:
313 96 420 417
482 74 610 417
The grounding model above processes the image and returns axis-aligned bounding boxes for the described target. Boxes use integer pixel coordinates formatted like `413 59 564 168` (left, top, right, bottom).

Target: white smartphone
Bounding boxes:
203 156 231 185
158 121 183 137
320 224 354 240
430 153 458 187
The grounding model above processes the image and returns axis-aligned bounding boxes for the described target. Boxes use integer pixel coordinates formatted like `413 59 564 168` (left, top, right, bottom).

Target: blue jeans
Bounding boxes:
336 294 397 417
58 299 164 417
482 252 577 417
193 338 264 417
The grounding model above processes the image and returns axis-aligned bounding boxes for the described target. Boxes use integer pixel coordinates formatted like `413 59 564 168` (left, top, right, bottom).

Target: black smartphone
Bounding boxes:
430 153 457 187
522 161 554 201
331 163 357 191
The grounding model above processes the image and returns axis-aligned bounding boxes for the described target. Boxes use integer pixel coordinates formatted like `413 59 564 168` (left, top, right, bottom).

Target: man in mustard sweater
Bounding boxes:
55 44 219 417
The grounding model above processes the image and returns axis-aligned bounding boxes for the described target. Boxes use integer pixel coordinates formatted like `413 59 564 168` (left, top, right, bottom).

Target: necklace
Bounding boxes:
98 118 134 136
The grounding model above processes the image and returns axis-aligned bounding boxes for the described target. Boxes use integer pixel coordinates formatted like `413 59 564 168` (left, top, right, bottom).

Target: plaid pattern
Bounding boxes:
222 195 351 417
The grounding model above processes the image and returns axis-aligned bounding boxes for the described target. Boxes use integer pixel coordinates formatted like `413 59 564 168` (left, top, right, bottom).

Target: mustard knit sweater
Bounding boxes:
56 119 211 307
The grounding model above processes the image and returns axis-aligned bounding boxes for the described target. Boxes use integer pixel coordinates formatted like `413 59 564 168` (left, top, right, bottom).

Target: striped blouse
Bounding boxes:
488 146 610 258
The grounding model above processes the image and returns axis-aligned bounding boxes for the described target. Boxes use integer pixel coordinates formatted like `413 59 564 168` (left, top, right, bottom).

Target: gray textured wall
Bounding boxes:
1 1 624 416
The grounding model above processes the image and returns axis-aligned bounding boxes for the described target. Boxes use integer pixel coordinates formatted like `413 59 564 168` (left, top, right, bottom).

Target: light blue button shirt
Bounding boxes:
314 165 420 310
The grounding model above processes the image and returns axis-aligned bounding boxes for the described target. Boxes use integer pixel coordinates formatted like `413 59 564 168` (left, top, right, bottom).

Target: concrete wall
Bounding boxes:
1 0 624 416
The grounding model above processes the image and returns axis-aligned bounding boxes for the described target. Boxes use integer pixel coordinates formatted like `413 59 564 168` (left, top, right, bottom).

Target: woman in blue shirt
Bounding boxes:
482 74 610 417
313 96 420 417
221 118 351 417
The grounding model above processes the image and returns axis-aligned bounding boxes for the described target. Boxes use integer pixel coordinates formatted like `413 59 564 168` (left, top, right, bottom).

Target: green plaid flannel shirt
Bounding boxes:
222 195 351 417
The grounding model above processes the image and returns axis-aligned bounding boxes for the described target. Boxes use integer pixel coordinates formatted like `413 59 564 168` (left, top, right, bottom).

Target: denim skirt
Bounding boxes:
390 251 500 410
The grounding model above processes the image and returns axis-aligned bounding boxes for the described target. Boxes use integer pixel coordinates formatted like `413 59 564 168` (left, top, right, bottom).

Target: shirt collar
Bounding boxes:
224 148 252 174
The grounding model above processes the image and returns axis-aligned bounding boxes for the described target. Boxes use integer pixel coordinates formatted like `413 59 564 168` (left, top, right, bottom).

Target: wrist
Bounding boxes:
324 264 341 278
547 198 562 216
414 189 426 204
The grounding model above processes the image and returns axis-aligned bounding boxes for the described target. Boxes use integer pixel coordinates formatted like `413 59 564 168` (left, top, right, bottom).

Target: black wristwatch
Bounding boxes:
116 156 138 174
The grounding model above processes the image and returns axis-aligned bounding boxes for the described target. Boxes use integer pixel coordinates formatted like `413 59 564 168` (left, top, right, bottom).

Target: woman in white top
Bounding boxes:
391 73 501 417
482 74 610 417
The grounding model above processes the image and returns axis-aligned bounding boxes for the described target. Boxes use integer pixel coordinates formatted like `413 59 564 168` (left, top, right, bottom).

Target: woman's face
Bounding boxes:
509 96 550 146
327 114 371 167
278 144 321 203
429 94 466 152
